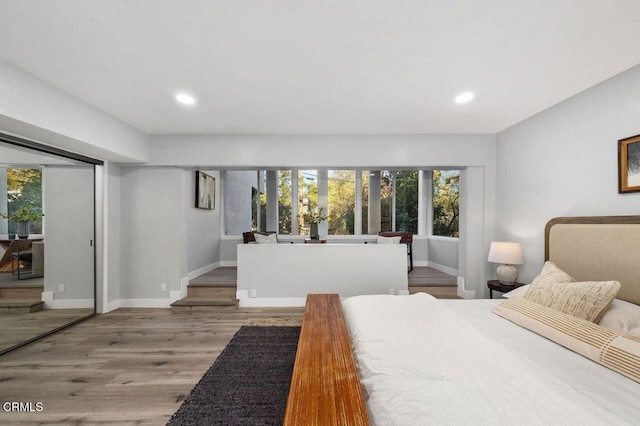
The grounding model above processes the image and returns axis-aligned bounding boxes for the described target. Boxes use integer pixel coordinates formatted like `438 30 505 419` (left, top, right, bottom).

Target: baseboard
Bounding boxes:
187 262 220 280
238 297 307 308
42 292 94 309
456 276 476 299
105 299 120 313
426 261 458 276
413 260 428 267
170 277 190 302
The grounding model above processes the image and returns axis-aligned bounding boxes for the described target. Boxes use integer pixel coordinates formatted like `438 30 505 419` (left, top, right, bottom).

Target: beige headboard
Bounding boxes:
545 216 640 305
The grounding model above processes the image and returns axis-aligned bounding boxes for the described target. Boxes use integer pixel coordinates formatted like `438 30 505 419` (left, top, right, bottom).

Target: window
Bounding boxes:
224 168 459 237
361 170 369 235
432 170 460 237
3 168 44 236
327 170 355 235
298 170 318 235
394 170 419 234
379 170 418 234
278 170 292 234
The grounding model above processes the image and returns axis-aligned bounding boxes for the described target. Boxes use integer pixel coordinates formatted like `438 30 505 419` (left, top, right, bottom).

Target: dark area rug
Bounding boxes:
168 325 301 426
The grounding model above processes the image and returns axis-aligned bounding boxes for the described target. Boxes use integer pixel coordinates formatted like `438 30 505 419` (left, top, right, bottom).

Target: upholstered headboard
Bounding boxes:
545 216 640 305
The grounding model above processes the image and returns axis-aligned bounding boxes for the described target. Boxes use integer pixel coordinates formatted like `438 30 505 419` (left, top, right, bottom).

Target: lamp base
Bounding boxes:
496 264 518 285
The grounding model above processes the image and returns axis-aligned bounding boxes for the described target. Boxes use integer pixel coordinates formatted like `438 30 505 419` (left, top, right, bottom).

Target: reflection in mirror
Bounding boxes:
0 139 96 355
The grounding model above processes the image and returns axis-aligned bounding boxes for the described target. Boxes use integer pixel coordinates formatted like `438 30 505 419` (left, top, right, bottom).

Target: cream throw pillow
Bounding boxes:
522 261 620 322
376 236 402 244
524 279 620 322
254 233 278 244
527 261 576 287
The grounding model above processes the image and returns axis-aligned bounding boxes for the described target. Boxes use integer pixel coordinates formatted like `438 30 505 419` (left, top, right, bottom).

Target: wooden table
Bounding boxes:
0 239 42 272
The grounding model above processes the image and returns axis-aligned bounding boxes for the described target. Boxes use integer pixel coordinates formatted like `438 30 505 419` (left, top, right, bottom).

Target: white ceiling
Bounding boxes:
1 0 640 135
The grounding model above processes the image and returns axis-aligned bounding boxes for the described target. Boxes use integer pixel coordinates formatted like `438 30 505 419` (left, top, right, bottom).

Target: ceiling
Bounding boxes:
1 0 640 135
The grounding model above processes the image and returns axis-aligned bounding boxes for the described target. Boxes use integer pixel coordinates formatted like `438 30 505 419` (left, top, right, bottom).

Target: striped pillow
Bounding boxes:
494 298 640 383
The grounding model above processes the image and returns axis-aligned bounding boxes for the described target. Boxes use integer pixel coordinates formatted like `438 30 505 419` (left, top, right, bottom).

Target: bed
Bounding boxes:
284 216 640 425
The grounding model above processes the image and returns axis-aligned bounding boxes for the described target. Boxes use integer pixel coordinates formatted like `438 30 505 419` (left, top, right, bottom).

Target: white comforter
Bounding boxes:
342 293 635 426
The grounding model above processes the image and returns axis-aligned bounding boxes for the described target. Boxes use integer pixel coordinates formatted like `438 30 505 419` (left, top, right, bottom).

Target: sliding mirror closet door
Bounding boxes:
0 139 96 355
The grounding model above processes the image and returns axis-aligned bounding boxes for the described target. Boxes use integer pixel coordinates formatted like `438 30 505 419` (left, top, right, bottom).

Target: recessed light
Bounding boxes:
455 92 474 104
176 93 196 105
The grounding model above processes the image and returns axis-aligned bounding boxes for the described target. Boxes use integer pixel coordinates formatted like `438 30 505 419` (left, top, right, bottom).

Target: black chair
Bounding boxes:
11 239 34 279
378 231 414 272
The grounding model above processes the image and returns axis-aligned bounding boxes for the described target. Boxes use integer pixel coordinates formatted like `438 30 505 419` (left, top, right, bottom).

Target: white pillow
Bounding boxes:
254 233 278 244
503 284 530 299
598 299 640 332
376 236 401 244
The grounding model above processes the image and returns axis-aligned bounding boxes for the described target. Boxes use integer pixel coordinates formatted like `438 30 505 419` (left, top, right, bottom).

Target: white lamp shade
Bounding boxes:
488 241 523 265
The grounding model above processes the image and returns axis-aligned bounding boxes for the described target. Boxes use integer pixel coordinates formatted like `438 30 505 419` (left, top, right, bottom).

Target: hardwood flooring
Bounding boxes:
0 308 93 352
0 307 303 425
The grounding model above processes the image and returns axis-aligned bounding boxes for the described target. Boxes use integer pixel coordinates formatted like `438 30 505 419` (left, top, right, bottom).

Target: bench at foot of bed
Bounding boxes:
284 293 369 426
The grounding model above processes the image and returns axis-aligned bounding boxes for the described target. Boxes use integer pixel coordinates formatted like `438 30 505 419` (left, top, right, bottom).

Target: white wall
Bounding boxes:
107 163 121 305
149 134 495 168
496 63 640 284
43 166 95 306
0 59 148 163
223 170 255 235
187 169 221 272
428 236 458 273
119 167 183 302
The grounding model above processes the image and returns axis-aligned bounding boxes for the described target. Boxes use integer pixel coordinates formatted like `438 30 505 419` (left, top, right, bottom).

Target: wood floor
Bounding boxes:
0 307 303 425
0 308 93 352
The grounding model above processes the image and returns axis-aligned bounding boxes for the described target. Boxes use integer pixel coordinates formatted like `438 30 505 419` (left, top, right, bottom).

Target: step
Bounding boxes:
0 286 43 299
0 299 44 313
409 285 458 299
170 296 239 312
187 285 236 298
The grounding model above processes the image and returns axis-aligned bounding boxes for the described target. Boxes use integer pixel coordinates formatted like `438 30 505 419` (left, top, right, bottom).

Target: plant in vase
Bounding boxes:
302 207 327 239
1 204 44 238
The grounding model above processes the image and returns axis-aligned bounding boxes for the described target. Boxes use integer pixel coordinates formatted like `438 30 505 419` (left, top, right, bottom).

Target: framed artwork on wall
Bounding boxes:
196 171 215 209
619 135 640 193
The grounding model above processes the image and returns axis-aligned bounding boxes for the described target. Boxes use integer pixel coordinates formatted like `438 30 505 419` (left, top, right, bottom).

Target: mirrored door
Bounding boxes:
0 137 98 355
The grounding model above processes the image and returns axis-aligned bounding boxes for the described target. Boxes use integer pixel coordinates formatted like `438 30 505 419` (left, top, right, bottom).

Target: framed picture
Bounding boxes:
619 135 640 193
195 171 215 209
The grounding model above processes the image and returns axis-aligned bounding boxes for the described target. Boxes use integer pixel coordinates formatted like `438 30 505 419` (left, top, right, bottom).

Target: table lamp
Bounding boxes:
488 241 523 284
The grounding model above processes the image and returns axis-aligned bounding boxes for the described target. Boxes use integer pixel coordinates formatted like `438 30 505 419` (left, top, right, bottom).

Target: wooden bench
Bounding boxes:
284 294 369 426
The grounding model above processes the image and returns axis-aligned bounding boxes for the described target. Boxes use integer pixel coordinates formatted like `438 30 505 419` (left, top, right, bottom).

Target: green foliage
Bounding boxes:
278 170 292 234
302 207 327 224
3 169 43 234
432 170 459 237
0 203 43 222
394 170 419 233
327 170 355 235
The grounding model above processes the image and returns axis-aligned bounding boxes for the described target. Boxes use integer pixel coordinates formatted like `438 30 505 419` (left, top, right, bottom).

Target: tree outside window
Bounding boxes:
2 168 43 235
278 170 292 234
432 170 459 237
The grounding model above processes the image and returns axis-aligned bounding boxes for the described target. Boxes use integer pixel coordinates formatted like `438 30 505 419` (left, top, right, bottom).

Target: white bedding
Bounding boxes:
342 293 640 426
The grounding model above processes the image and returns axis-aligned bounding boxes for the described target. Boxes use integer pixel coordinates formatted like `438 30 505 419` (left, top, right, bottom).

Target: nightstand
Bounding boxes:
488 280 525 299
